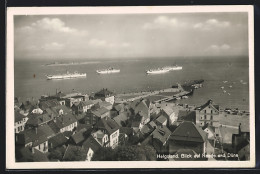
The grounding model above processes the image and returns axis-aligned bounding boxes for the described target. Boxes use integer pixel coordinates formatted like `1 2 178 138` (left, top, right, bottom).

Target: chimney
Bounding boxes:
238 123 241 134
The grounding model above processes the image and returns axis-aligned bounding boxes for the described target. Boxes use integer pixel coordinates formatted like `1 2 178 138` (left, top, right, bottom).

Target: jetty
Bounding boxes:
116 79 204 103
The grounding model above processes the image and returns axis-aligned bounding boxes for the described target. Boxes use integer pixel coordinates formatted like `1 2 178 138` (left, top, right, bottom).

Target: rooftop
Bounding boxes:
71 128 87 145
82 135 102 153
95 117 120 135
156 115 167 124
171 121 207 143
17 128 48 147
92 107 110 117
48 133 68 149
55 114 77 129
178 110 196 123
195 100 219 112
152 125 172 144
113 112 128 127
15 111 24 123
26 113 54 126
39 99 61 110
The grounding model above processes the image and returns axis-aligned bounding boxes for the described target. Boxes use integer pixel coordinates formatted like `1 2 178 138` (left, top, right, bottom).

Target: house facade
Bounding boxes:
195 100 220 128
95 118 120 149
15 111 27 133
16 128 49 153
94 88 115 105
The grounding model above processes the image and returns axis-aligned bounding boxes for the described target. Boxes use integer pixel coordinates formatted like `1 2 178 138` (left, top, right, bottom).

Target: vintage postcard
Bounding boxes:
6 6 255 169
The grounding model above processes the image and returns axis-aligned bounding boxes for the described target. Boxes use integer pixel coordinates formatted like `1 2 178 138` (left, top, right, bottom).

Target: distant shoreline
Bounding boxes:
43 61 100 66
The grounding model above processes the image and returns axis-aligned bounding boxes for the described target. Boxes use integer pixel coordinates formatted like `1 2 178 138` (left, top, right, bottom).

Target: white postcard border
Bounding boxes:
6 5 255 169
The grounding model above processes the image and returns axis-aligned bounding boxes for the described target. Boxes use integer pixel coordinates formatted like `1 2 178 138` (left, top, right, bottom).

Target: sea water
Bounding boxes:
14 56 249 110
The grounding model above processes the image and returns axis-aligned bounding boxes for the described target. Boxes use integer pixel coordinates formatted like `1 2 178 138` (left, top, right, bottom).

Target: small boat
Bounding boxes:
182 96 188 99
223 90 227 93
229 85 232 88
221 86 224 89
96 67 120 74
223 81 228 83
228 93 231 95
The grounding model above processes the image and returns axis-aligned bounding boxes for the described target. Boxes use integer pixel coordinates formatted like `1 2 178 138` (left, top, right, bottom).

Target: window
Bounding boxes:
211 110 213 114
204 115 207 119
211 115 213 120
204 110 206 113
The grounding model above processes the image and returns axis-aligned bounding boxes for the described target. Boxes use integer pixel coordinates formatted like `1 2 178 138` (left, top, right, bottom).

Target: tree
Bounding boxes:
116 145 146 161
48 147 65 161
63 146 87 161
92 147 116 161
142 145 157 161
115 145 157 161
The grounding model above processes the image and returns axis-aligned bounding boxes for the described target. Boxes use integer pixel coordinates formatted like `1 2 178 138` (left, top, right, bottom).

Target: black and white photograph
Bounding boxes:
6 6 255 168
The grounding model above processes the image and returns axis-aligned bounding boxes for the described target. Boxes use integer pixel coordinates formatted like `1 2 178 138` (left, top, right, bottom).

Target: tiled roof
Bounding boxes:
63 131 74 139
132 99 149 119
92 107 109 117
161 106 175 117
171 121 207 143
140 125 152 135
156 115 167 124
82 136 101 153
61 92 83 99
48 133 68 149
148 121 157 129
51 105 71 115
91 99 102 104
114 103 124 112
26 113 54 126
113 112 128 127
81 100 94 106
195 100 219 112
17 128 48 147
15 111 24 122
152 125 171 144
99 101 112 108
95 117 120 135
131 115 142 128
39 99 61 110
178 110 196 122
20 101 38 111
38 124 55 138
119 127 133 136
71 128 87 144
48 121 60 134
55 114 77 129
44 108 58 117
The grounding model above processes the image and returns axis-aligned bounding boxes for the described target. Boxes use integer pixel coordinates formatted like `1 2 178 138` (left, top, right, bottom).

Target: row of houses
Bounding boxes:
15 88 119 161
15 88 250 161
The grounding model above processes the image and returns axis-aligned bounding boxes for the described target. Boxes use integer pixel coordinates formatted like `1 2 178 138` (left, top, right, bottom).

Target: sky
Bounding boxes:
14 12 249 60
